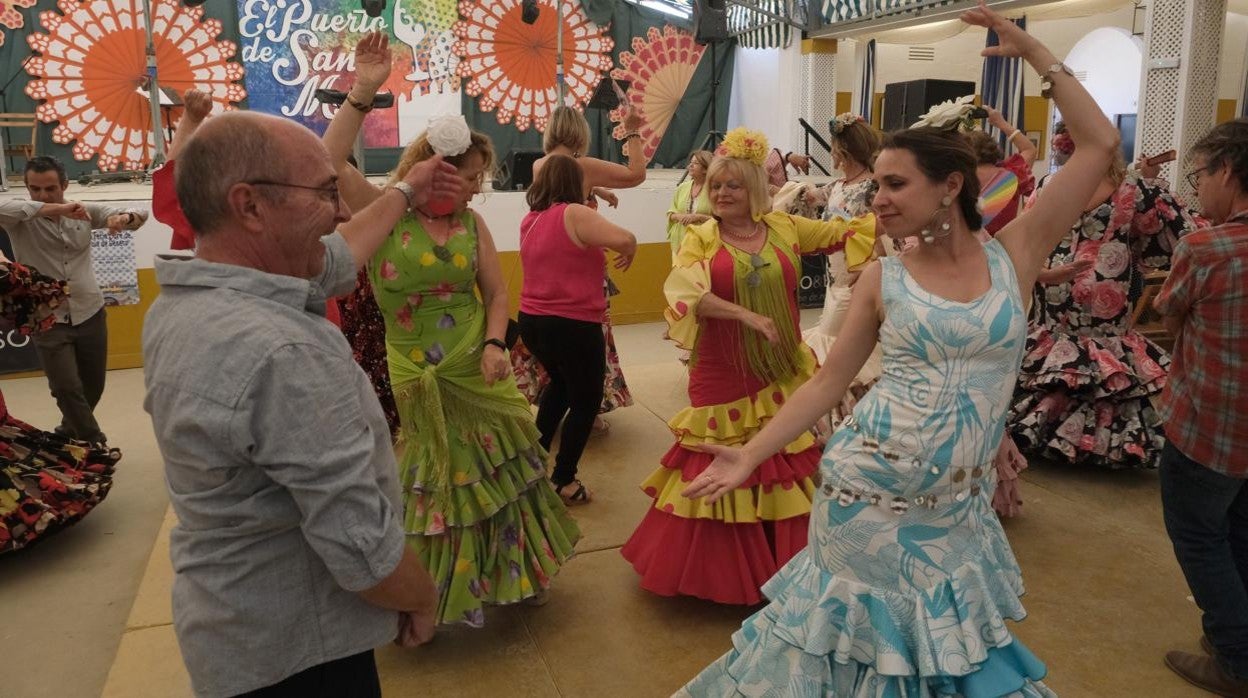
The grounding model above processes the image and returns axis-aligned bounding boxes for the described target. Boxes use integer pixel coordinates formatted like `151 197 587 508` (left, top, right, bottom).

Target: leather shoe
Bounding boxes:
1166 651 1248 697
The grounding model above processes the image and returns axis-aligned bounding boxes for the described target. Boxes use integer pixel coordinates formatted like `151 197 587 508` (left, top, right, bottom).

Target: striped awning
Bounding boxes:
730 0 794 48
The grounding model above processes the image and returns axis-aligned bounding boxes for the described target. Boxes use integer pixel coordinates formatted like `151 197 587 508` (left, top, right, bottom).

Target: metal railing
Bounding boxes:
797 118 832 176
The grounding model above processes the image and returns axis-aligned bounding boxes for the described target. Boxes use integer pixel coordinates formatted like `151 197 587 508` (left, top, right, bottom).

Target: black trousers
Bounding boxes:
518 312 606 487
32 308 108 443
235 650 381 698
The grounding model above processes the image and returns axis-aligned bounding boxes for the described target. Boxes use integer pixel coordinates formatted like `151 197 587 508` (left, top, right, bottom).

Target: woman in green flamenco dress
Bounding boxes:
323 32 579 627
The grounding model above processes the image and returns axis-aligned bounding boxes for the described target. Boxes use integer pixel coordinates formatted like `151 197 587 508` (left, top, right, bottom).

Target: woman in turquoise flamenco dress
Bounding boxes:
676 5 1121 695
323 33 579 628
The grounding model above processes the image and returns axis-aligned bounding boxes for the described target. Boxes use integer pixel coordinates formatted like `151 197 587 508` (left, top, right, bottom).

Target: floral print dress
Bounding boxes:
370 211 581 626
2 261 117 555
1008 173 1203 469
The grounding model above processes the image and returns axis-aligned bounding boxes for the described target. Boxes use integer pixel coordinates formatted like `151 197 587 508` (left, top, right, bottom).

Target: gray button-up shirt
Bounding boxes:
142 233 406 698
0 199 147 325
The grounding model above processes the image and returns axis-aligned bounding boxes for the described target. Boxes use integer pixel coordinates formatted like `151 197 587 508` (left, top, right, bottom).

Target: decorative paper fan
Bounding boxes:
0 0 37 48
452 0 613 131
24 0 246 172
609 25 705 160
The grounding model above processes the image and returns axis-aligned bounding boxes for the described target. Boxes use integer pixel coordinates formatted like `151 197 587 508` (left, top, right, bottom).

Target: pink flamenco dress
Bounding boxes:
621 211 875 605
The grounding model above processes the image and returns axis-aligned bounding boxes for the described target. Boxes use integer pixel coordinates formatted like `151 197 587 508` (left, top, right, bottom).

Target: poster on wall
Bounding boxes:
237 0 462 146
91 230 140 307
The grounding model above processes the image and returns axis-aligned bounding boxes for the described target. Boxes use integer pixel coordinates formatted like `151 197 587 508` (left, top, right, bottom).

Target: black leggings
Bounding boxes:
518 312 606 487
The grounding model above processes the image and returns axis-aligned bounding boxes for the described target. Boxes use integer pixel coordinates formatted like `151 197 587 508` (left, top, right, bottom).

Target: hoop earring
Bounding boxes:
920 195 954 244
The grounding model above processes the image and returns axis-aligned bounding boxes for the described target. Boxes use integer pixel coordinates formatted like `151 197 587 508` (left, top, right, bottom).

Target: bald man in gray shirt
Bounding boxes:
143 111 463 697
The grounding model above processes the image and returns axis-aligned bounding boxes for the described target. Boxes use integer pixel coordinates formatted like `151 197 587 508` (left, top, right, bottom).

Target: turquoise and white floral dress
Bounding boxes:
680 239 1054 697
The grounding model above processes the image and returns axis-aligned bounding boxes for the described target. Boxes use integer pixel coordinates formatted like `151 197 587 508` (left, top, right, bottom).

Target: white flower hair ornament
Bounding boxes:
912 95 978 132
832 112 865 134
426 115 473 157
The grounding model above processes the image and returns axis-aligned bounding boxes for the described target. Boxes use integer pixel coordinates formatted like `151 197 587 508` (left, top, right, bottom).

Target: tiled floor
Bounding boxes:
1 315 1213 697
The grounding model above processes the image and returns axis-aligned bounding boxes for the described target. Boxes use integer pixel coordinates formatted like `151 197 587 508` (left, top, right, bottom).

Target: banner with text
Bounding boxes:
236 0 462 147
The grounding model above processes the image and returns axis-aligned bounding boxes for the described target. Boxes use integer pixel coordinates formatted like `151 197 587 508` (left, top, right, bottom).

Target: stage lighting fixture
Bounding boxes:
361 0 386 18
521 0 539 24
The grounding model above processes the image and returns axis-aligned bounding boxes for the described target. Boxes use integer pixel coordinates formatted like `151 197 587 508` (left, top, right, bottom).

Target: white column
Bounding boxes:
1135 0 1226 198
797 39 839 175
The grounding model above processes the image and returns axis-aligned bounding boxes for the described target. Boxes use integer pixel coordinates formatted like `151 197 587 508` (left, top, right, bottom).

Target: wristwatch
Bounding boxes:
483 338 507 352
388 181 416 208
1040 62 1074 99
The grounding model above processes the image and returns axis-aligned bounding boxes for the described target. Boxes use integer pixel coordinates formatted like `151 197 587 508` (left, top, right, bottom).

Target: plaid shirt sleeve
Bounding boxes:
1154 237 1202 318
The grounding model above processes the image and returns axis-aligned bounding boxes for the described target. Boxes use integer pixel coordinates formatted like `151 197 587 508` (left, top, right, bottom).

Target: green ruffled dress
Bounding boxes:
370 210 581 627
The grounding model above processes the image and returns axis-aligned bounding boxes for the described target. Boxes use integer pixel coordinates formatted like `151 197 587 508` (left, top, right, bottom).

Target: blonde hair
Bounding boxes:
543 107 590 155
705 156 771 220
1107 148 1128 186
387 130 497 185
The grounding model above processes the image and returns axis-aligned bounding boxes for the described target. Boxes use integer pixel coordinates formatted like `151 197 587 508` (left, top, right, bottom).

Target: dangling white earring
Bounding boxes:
922 196 954 244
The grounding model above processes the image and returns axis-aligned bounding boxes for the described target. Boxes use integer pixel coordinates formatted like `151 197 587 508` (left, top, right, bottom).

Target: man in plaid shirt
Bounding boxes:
1155 118 1248 697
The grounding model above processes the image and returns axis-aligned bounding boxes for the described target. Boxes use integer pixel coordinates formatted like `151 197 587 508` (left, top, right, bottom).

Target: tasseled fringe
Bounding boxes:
731 248 800 385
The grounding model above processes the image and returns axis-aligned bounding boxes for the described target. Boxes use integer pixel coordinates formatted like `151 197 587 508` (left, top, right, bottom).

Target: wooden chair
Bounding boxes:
1131 270 1172 351
0 113 38 163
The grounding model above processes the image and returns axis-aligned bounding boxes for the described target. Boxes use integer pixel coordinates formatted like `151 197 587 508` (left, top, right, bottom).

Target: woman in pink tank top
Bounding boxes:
518 155 638 505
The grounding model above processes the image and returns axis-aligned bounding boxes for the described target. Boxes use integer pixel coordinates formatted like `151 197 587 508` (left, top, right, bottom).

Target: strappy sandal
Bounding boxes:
555 479 593 506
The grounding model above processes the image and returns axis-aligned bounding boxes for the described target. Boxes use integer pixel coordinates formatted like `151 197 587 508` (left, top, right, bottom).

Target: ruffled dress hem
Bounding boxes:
676 548 1050 697
1010 327 1168 469
622 388 819 606
398 389 581 628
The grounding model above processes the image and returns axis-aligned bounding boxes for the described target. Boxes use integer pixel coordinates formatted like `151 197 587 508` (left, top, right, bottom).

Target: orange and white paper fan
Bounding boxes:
452 0 613 131
25 0 245 172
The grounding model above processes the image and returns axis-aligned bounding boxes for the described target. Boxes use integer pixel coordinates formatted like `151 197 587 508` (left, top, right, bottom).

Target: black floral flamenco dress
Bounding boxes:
1 260 118 555
1008 173 1203 469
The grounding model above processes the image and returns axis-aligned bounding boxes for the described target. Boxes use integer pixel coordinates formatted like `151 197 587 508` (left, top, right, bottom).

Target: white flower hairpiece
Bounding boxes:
426 114 473 157
831 112 864 135
912 95 977 131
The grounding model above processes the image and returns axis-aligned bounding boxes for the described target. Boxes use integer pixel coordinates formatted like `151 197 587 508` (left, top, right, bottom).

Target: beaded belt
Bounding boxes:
824 414 996 514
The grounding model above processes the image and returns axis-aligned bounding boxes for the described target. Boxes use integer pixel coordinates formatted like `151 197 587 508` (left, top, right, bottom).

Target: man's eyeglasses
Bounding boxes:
1185 166 1211 191
246 179 341 216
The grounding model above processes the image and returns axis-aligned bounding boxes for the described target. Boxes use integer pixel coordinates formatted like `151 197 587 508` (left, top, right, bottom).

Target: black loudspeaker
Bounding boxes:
692 0 729 45
881 79 976 132
493 149 545 191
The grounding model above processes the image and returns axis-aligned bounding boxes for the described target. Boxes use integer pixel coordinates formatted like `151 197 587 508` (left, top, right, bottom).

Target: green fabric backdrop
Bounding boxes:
0 0 730 180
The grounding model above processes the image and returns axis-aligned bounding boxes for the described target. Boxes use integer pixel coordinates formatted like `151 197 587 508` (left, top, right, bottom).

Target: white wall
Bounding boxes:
88 184 680 270
1064 27 1142 117
866 3 1138 96
1220 12 1248 102
727 42 803 153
